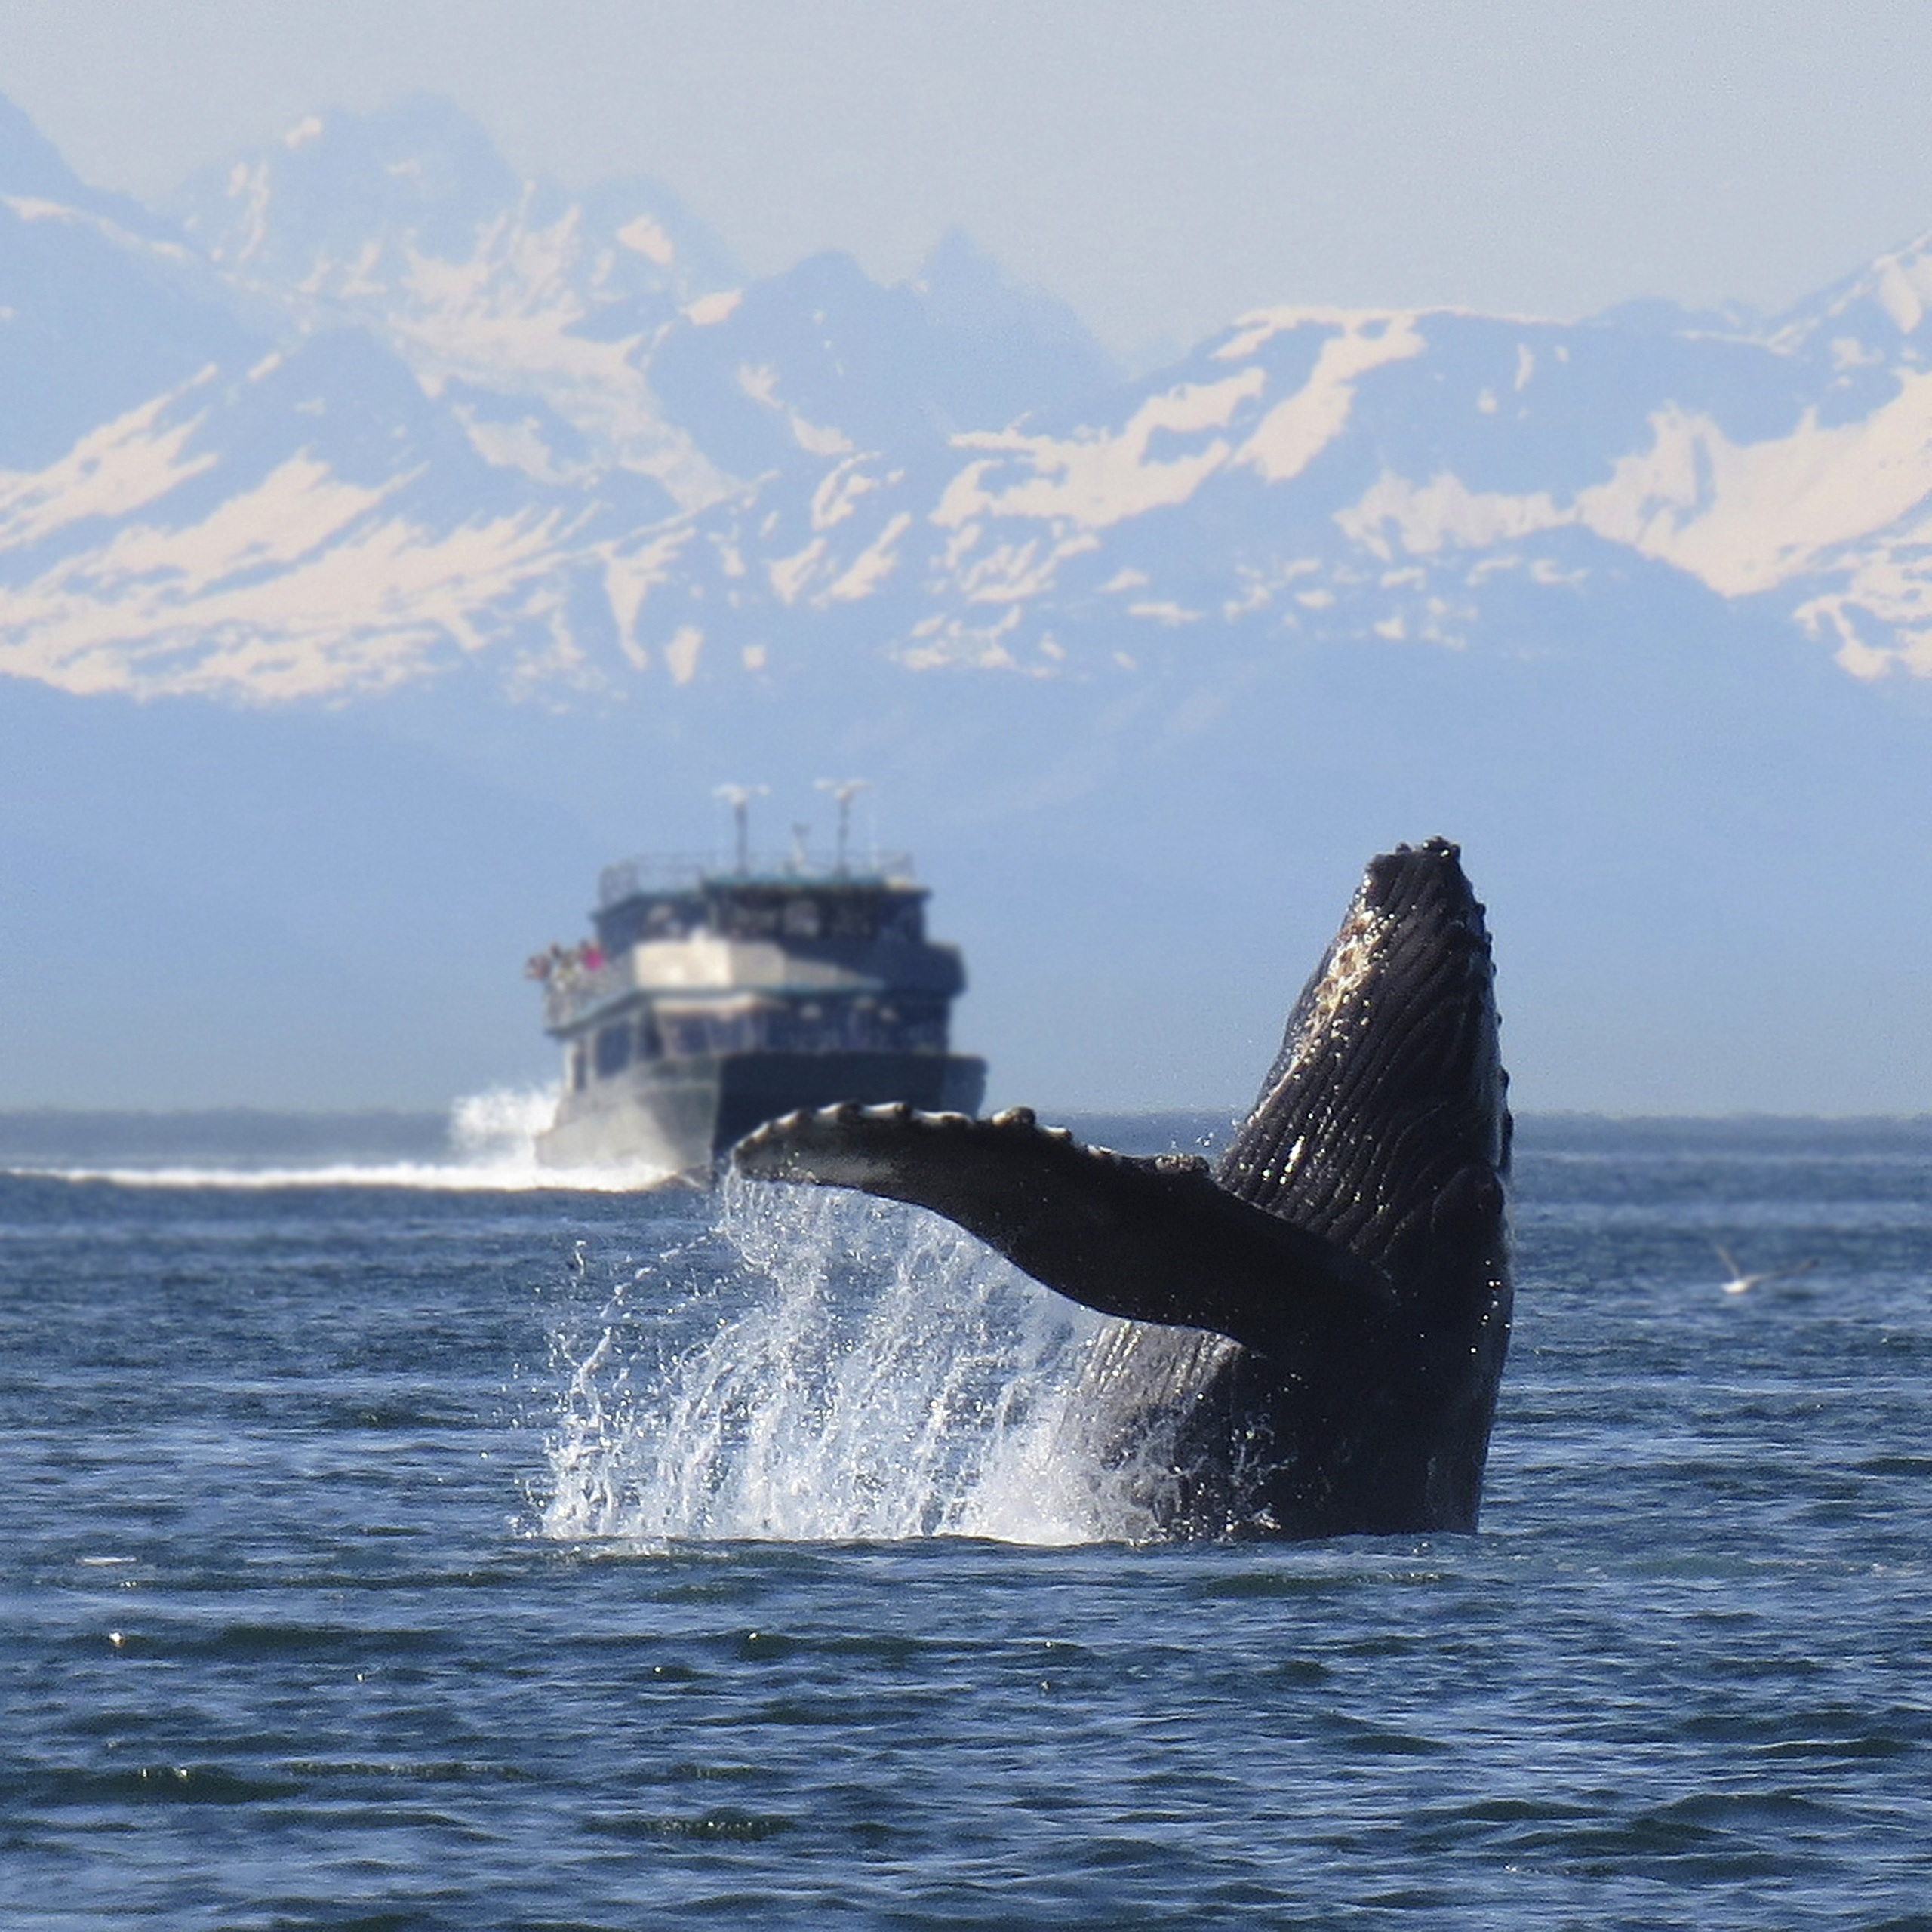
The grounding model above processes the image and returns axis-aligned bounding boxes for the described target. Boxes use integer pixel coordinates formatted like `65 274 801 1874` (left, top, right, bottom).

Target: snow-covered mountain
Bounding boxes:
7 94 1932 701
0 97 1129 701
170 95 740 506
4 93 1932 1115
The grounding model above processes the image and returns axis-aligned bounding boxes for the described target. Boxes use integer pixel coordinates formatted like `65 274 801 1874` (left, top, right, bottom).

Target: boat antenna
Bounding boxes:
712 783 768 875
814 778 871 875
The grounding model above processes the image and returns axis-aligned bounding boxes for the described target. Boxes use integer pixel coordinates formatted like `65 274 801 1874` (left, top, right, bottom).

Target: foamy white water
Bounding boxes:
541 1175 1175 1547
8 1085 675 1192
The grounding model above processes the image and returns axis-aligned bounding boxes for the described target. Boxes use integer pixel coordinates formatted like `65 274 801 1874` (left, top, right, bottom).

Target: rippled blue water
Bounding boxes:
5 1119 1930 1930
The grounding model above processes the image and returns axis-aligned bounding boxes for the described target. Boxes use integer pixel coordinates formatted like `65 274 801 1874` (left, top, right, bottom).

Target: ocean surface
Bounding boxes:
5 1109 1930 1930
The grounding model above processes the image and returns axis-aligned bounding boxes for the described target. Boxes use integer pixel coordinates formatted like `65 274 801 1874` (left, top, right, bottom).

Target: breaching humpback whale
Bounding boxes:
732 838 1511 1540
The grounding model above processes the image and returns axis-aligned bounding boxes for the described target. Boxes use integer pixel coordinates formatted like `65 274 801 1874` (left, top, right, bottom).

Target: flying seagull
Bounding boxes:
1713 1244 1818 1296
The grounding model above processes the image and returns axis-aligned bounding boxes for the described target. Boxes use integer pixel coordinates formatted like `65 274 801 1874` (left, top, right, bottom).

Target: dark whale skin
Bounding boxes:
732 838 1511 1540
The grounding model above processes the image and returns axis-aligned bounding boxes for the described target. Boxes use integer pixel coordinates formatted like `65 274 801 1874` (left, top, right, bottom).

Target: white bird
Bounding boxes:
1713 1243 1818 1296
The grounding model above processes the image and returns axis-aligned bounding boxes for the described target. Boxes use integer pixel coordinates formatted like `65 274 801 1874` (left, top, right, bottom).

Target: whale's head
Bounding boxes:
1220 837 1509 1251
1214 838 1512 1521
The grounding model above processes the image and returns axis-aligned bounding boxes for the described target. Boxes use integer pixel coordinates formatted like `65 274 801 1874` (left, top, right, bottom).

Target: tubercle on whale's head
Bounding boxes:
1360 836 1479 924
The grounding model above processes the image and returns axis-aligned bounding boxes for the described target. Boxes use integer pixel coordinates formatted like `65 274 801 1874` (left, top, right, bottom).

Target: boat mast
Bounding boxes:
712 783 768 875
814 777 871 877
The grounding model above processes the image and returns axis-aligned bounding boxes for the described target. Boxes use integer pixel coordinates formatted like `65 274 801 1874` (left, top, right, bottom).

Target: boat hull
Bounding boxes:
534 1050 987 1177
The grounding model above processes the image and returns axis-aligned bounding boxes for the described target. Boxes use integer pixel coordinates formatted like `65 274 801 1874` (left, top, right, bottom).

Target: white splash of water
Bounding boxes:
540 1176 1153 1546
448 1084 561 1162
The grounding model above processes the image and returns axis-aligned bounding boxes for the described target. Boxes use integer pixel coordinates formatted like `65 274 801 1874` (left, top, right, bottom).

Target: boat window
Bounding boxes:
663 1015 709 1057
902 1002 947 1051
877 897 923 941
826 895 875 939
568 1045 588 1091
595 1023 633 1079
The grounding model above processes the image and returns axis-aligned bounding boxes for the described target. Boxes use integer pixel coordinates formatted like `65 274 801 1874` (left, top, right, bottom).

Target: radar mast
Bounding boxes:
814 777 871 876
712 783 768 875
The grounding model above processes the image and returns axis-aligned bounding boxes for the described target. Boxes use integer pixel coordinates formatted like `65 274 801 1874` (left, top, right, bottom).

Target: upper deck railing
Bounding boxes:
597 848 917 909
540 959 629 1032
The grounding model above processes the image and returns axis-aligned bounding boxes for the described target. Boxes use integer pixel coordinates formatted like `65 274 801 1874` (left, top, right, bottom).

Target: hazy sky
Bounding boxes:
5 3 1932 1118
5 3 1932 361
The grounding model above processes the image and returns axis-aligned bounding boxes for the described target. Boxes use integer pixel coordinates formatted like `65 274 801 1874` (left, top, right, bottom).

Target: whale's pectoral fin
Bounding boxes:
731 1103 1393 1364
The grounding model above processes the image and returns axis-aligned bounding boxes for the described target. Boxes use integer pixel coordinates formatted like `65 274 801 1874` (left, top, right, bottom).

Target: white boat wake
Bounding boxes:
2 1086 674 1192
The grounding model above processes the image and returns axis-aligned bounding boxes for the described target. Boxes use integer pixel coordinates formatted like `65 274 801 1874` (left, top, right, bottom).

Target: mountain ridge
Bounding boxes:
9 92 1932 703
